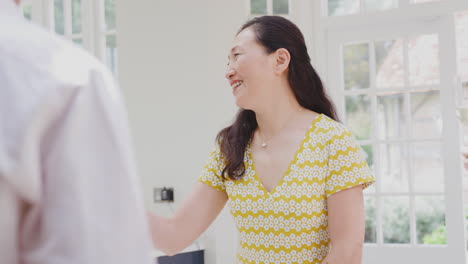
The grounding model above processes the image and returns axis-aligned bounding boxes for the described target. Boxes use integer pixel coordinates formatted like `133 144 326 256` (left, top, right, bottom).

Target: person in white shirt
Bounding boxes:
0 1 153 263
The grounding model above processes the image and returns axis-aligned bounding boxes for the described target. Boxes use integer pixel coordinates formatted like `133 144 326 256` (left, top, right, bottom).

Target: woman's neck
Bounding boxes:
254 95 303 139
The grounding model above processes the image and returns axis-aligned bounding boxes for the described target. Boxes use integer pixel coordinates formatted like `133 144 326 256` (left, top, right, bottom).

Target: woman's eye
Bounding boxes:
234 53 240 58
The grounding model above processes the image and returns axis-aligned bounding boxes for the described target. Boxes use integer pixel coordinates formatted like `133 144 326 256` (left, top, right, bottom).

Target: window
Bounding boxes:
104 0 118 74
249 0 289 16
455 10 468 250
323 0 468 259
327 0 446 16
341 34 445 245
25 0 118 74
21 1 32 20
328 0 397 16
455 11 468 85
53 0 83 46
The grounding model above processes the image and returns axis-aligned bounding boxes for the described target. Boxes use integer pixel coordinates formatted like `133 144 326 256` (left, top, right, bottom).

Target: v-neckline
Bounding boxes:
248 113 323 195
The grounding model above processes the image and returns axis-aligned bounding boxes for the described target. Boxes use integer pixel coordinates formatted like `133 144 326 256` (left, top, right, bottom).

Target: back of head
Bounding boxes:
239 16 310 64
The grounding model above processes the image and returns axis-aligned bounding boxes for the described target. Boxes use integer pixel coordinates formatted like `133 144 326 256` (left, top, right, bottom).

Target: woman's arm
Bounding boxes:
322 185 365 264
147 182 228 256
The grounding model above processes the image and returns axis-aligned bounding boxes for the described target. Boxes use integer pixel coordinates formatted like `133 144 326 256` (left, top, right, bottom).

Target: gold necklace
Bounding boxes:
258 107 303 148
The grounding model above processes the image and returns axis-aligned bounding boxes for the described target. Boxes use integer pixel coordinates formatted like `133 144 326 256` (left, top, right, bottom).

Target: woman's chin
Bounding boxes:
233 97 252 110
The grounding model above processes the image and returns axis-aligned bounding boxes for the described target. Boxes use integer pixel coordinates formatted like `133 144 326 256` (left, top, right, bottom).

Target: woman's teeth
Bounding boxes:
232 81 243 89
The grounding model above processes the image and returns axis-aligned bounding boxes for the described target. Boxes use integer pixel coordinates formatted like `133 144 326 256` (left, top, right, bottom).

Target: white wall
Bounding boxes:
115 0 246 263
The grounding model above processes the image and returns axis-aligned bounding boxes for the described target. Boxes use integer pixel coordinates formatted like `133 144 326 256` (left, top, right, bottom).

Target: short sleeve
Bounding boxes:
198 143 226 192
325 126 375 197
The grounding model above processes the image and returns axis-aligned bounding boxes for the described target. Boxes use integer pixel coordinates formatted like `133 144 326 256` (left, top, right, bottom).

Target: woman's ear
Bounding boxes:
274 48 291 75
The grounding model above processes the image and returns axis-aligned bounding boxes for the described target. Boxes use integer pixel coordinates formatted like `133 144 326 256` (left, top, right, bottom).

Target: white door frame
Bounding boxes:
326 15 465 263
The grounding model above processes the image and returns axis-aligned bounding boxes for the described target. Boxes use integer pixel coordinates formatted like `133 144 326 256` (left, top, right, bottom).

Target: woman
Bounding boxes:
148 16 375 264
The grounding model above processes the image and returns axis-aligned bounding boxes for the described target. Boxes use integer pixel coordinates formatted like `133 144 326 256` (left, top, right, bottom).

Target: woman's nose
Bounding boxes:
225 67 235 80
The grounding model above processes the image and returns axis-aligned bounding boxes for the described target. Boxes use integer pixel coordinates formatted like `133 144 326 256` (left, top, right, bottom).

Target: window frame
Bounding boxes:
26 0 117 74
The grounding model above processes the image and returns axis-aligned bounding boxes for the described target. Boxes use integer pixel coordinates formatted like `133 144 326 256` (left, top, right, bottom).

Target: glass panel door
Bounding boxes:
327 16 466 263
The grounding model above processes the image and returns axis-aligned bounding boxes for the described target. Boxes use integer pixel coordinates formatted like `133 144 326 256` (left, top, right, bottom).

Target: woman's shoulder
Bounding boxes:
314 114 351 138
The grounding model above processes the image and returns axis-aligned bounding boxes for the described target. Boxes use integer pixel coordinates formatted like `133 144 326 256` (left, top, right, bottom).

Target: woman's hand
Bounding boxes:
147 182 228 256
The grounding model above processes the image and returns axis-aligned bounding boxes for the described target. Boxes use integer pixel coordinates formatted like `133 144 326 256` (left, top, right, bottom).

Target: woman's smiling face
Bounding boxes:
225 27 276 110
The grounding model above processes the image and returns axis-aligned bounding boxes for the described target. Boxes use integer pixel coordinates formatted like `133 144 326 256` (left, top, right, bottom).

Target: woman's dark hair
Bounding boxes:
217 16 338 180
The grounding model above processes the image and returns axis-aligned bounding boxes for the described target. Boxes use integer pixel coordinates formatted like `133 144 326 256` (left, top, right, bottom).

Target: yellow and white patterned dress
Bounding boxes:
199 114 375 264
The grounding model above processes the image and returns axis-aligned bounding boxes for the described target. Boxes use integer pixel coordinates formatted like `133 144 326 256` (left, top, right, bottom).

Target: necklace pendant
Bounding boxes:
261 142 267 148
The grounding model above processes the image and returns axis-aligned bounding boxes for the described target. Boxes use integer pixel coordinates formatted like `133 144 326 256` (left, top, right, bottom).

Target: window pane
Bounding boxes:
380 144 409 193
455 11 468 84
106 35 118 73
416 196 446 244
345 95 372 140
361 144 374 170
105 0 116 30
364 197 377 243
375 40 404 88
383 196 410 244
251 0 267 14
328 0 359 16
408 34 440 86
73 38 83 47
54 0 65 35
273 0 288 14
72 0 82 34
377 94 405 140
412 142 444 193
362 145 376 193
343 43 370 90
365 0 397 11
410 91 442 139
22 4 32 20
